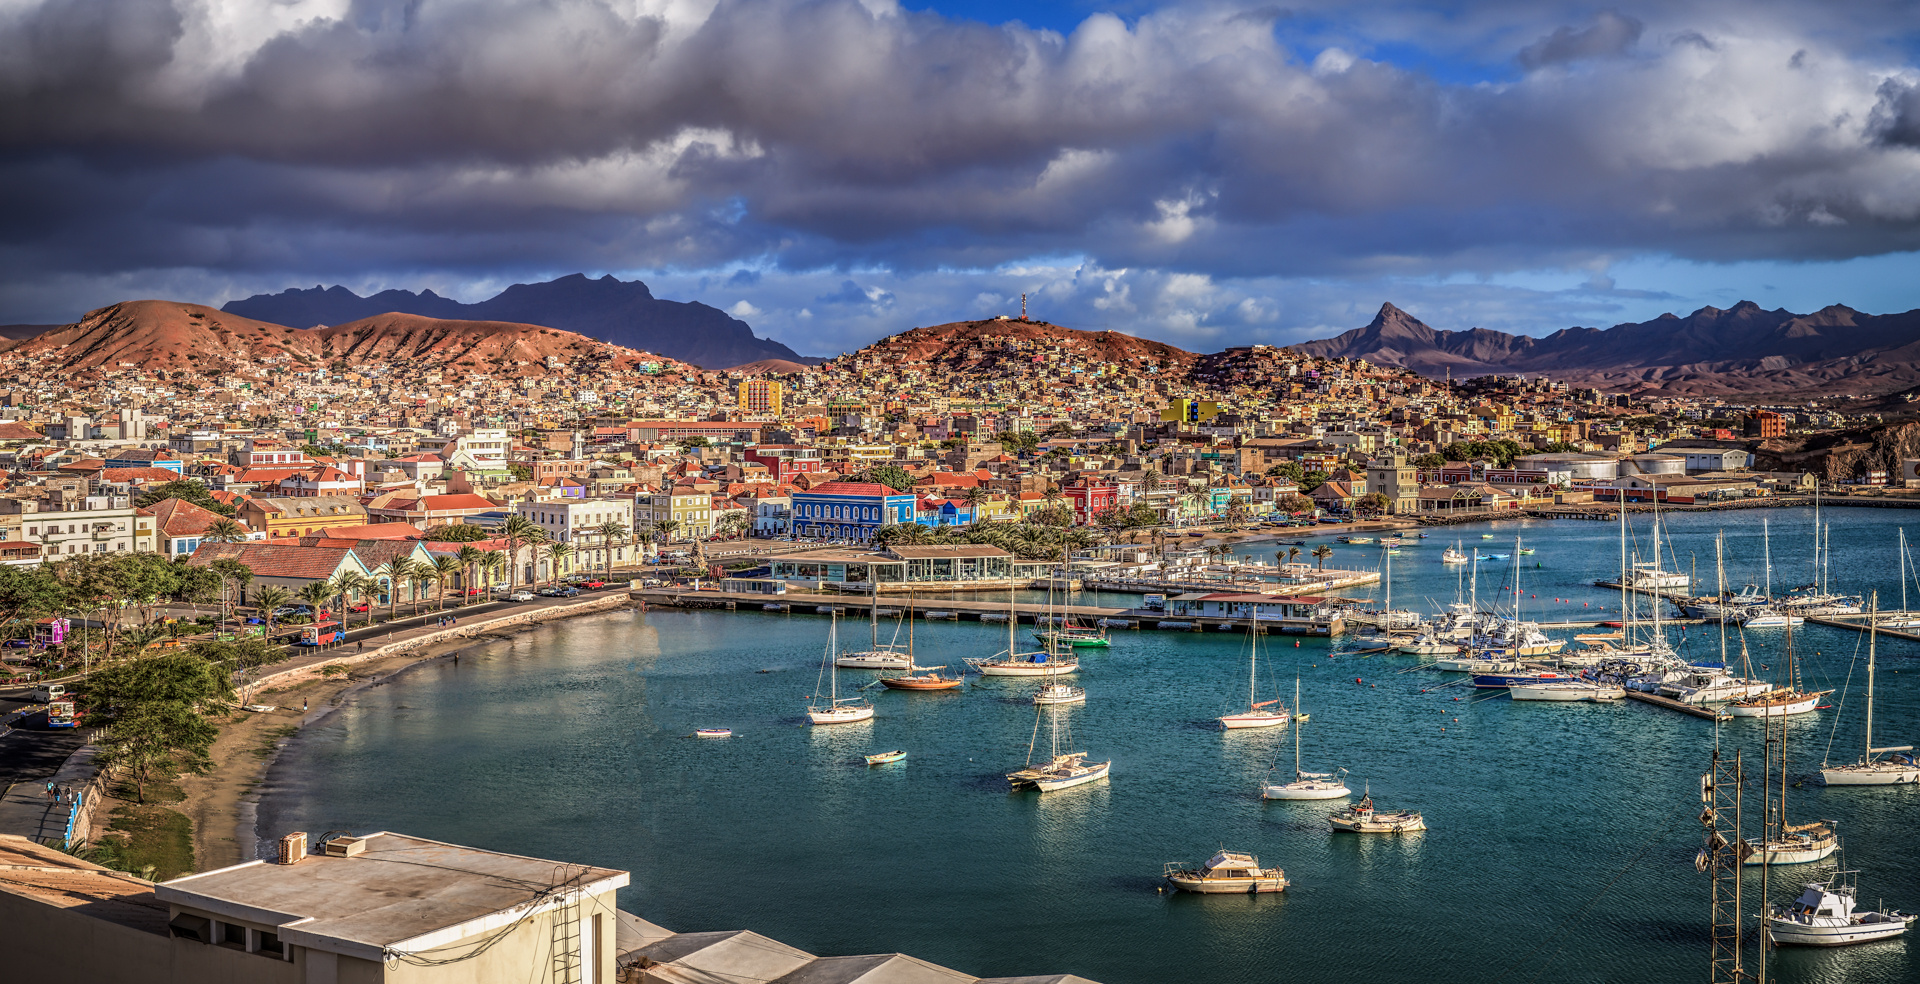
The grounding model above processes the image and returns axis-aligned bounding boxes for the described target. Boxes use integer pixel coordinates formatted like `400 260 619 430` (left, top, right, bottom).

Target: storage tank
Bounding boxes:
1621 453 1686 477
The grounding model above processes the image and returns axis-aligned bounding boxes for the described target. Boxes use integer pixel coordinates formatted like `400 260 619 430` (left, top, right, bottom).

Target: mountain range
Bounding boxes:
1293 301 1920 396
223 274 804 370
1 301 689 378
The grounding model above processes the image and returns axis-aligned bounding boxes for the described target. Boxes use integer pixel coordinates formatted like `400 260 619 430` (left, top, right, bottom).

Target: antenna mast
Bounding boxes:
1021 293 1028 320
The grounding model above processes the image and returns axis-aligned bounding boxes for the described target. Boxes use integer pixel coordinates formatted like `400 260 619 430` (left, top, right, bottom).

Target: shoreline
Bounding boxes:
170 594 636 872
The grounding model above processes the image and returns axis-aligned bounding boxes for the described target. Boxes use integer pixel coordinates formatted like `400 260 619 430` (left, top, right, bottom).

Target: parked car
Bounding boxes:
508 591 536 602
552 586 581 597
582 580 606 589
348 602 371 613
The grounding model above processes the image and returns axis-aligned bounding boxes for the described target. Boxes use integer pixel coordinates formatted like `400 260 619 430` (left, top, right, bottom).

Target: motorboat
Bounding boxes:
1472 618 1566 657
1740 607 1805 628
1441 544 1468 564
1033 682 1087 705
1473 670 1567 689
1328 792 1425 833
1508 680 1625 701
1433 653 1525 673
1163 851 1288 894
1398 633 1464 657
1621 561 1689 590
864 750 907 766
1768 875 1916 946
695 728 732 738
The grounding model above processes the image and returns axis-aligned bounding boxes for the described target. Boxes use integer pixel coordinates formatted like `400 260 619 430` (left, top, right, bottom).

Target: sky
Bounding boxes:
3 1 1920 357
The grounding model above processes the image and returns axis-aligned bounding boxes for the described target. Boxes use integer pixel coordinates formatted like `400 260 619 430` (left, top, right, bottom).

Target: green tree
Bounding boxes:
375 560 410 621
593 520 630 580
251 585 291 638
134 479 235 517
1311 544 1334 570
202 518 250 543
295 580 334 614
89 650 234 804
680 435 711 450
425 524 492 542
431 556 463 608
499 515 542 590
859 463 915 492
1412 453 1447 468
1357 491 1391 517
545 543 572 585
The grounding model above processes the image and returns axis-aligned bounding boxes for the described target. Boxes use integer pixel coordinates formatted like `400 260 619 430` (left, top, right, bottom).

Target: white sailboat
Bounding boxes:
835 599 915 669
1006 699 1109 793
1508 680 1625 701
1030 571 1085 705
807 613 875 725
1218 620 1289 729
1821 593 1920 785
966 580 1082 678
1262 679 1350 800
1742 629 1838 865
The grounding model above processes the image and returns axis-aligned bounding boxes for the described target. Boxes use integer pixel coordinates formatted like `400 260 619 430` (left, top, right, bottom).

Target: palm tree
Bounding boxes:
544 543 572 586
1311 544 1333 571
203 518 250 544
252 585 291 639
431 556 463 609
500 515 542 590
959 485 989 523
406 560 441 613
333 572 370 623
455 545 483 602
1142 468 1162 493
654 518 682 542
375 560 410 622
593 520 629 581
296 580 334 617
1286 546 1302 568
480 551 507 593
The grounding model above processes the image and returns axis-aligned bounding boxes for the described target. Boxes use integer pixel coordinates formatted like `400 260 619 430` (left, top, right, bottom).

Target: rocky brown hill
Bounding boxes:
1295 301 1920 397
0 300 686 376
223 273 804 369
844 318 1198 371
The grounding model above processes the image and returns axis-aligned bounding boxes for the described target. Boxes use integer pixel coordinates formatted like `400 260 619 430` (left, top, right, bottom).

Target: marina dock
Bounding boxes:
1623 690 1730 720
1805 615 1920 643
631 588 1346 635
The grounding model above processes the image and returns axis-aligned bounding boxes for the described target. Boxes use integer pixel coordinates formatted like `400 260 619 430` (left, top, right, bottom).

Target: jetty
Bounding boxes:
632 587 1346 636
1623 690 1730 720
1805 614 1920 643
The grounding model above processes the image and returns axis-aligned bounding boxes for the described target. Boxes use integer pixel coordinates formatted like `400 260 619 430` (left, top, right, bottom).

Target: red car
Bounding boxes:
460 587 485 596
348 602 371 613
583 580 606 589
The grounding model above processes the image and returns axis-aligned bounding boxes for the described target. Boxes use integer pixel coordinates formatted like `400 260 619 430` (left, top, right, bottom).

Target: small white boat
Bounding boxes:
1264 680 1351 800
1033 683 1087 705
1768 874 1916 946
695 728 732 738
1508 681 1625 702
1441 544 1468 565
809 613 877 725
1741 608 1806 628
1328 792 1424 833
1218 620 1289 730
864 750 907 766
1008 752 1110 792
1823 598 1920 785
1163 851 1288 894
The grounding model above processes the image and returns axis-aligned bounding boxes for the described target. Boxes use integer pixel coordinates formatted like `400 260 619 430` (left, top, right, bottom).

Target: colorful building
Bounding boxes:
790 482 917 542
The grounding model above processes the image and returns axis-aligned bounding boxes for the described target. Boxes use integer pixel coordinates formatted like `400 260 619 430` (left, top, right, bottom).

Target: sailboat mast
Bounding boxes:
829 612 838 700
1618 504 1628 625
1294 677 1302 777
1716 533 1728 671
1867 592 1877 761
1249 620 1258 710
1902 529 1909 616
1763 518 1773 602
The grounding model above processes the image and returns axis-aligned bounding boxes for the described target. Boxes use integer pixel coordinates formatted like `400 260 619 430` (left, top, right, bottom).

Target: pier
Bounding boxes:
1623 690 1731 720
632 588 1346 635
1805 615 1920 643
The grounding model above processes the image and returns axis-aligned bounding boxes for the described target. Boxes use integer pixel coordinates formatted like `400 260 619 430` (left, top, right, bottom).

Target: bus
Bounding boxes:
47 696 79 728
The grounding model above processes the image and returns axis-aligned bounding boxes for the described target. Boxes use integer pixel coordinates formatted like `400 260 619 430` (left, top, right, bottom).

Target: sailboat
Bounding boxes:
1218 621 1289 729
1034 534 1109 647
1741 518 1805 627
807 613 876 725
878 596 964 690
835 597 915 669
1031 587 1086 705
1262 679 1350 799
1006 700 1110 793
1878 529 1920 629
1726 621 1830 717
1742 626 1838 866
1821 593 1920 785
966 581 1081 677
1469 538 1564 657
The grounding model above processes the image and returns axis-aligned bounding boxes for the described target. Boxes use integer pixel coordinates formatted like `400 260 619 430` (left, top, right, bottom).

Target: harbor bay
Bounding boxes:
257 508 1920 984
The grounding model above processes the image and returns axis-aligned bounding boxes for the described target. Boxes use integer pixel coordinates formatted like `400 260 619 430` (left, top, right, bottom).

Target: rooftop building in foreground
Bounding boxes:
0 831 1098 984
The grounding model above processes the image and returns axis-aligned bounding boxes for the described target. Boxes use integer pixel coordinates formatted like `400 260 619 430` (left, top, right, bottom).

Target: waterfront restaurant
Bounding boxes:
1163 591 1338 621
766 544 1052 590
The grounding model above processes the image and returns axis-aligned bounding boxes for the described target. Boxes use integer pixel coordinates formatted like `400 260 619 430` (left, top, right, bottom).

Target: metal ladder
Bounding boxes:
550 891 582 984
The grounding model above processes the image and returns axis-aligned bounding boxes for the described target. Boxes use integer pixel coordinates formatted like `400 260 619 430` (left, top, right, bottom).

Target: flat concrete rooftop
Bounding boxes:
156 831 628 956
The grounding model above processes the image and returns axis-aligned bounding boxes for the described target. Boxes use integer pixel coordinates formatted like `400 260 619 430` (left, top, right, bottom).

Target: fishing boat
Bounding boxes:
1822 595 1920 786
1508 680 1625 702
1218 620 1289 729
1006 701 1109 793
1328 790 1425 833
695 728 732 738
877 599 965 690
807 613 877 724
1262 679 1350 800
1442 543 1468 565
1767 873 1916 946
1163 851 1288 894
1518 547 1535 556
864 750 907 766
835 600 914 669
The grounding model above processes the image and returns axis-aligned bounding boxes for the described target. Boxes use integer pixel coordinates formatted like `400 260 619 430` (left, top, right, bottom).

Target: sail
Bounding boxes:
1298 770 1337 779
1252 699 1282 708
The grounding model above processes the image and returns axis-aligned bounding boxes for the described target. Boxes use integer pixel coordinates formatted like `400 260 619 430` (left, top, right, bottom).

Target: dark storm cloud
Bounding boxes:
1 0 1919 326
1516 11 1642 69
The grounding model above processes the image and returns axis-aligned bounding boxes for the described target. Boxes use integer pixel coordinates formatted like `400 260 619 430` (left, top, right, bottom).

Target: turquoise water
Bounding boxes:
257 508 1920 983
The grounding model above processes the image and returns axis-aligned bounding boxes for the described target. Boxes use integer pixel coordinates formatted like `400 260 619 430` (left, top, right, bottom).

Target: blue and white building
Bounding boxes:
790 482 917 542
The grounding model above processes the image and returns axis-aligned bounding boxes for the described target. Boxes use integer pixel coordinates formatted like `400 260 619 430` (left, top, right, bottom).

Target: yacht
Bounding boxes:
1739 607 1805 628
1508 680 1625 702
1621 561 1689 591
836 602 914 669
1441 543 1468 564
1768 875 1916 946
1262 680 1351 800
1007 751 1110 793
968 583 1081 678
1163 851 1288 894
1433 652 1525 673
1218 622 1289 729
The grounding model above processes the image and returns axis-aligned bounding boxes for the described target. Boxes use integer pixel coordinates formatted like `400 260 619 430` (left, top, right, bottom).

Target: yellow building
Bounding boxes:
1160 399 1221 424
238 496 370 539
738 379 784 416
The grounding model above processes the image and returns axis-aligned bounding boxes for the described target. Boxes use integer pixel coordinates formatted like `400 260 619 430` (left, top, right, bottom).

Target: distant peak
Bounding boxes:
1376 301 1409 318
1729 300 1762 313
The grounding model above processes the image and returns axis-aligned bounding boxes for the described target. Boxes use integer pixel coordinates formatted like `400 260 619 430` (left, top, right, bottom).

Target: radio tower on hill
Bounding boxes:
1020 293 1027 321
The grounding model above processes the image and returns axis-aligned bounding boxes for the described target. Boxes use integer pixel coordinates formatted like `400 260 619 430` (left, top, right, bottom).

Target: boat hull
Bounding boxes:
1742 839 1839 866
879 677 963 690
835 653 913 669
1166 874 1287 894
1033 685 1087 705
1768 915 1914 946
1219 711 1289 730
807 706 875 725
1262 781 1351 800
1010 759 1112 793
1329 814 1425 833
1821 763 1920 785
971 660 1079 677
1509 683 1625 702
1035 631 1110 648
1726 695 1822 717
864 751 906 766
